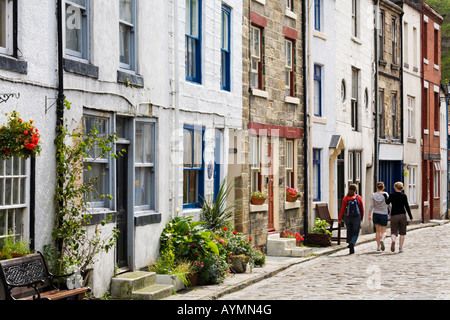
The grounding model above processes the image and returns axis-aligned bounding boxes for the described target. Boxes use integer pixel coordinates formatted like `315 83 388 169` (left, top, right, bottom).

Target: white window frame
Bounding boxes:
286 0 293 11
0 0 13 55
250 26 261 89
434 162 440 199
0 156 29 240
407 96 415 139
285 140 294 188
351 0 358 38
408 166 417 204
65 0 90 60
119 0 136 70
351 68 359 131
285 39 293 96
250 136 260 193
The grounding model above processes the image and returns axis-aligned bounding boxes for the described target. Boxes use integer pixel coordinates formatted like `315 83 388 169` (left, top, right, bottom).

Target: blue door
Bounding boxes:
379 161 403 194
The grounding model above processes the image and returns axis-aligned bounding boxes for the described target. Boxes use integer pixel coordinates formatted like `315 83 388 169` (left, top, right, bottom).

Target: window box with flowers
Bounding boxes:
250 191 267 205
0 111 41 160
286 187 302 202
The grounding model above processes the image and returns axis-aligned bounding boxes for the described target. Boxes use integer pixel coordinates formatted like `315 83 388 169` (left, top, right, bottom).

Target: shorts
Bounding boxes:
390 214 407 236
373 213 388 227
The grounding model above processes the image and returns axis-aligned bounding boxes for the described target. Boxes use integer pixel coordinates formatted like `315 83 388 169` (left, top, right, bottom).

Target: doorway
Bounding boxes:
116 143 129 269
337 152 345 214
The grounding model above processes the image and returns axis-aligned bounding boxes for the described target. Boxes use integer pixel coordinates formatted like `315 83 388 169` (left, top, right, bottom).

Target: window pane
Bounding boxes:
4 178 11 206
83 162 106 202
119 0 133 23
135 122 154 164
183 170 198 204
84 116 108 159
66 3 83 54
314 79 320 115
120 23 131 65
222 10 229 50
186 36 197 78
135 167 152 207
193 130 202 168
0 0 6 48
183 129 193 168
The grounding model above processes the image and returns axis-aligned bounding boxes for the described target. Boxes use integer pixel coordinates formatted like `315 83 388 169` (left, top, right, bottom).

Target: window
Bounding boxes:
424 88 428 130
285 39 294 96
285 140 294 188
183 125 204 208
221 5 231 91
286 0 293 11
314 0 321 31
186 0 201 83
408 166 417 204
65 0 89 60
433 162 440 198
341 79 346 103
434 92 439 132
424 22 428 59
351 68 359 130
434 29 439 64
378 10 385 61
135 121 156 211
391 18 397 64
404 21 409 66
378 90 385 138
314 65 322 117
250 136 260 193
391 92 398 138
348 150 361 193
413 27 418 69
407 96 415 139
352 0 358 37
83 114 112 208
119 0 136 70
0 156 27 242
313 149 320 201
250 26 262 89
0 0 9 54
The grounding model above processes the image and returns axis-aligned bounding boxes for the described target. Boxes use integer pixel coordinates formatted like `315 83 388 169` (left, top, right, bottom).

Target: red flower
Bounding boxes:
25 143 35 150
249 238 252 241
24 130 29 135
223 227 227 231
233 231 237 235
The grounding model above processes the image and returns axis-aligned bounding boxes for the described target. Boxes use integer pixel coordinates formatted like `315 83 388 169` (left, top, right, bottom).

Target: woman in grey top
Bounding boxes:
368 182 389 251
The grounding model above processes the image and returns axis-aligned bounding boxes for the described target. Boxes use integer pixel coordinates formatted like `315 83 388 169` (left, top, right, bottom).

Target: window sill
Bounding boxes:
434 64 440 70
251 88 269 99
285 96 299 105
284 8 297 20
407 137 417 144
64 58 99 79
0 54 27 74
378 60 387 67
351 36 362 45
250 203 268 212
313 30 327 41
117 70 144 88
391 63 400 71
134 210 162 226
285 200 300 210
83 208 116 225
424 58 429 65
252 0 266 5
424 129 429 135
313 116 327 125
434 131 440 137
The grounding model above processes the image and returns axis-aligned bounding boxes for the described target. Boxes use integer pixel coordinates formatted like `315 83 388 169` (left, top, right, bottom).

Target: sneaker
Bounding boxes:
391 241 395 252
380 240 385 251
399 248 403 253
377 246 381 251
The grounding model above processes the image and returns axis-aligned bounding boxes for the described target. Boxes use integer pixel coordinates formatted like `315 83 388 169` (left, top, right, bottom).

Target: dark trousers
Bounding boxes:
344 215 361 245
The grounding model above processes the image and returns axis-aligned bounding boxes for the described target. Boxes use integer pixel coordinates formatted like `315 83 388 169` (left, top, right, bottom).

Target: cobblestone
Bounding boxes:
220 221 450 300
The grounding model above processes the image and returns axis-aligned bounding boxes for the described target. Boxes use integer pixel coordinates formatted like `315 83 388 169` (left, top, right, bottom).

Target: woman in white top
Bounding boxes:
368 182 390 251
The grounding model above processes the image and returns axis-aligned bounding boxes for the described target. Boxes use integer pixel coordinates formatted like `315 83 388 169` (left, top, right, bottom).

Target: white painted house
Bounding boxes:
335 0 375 232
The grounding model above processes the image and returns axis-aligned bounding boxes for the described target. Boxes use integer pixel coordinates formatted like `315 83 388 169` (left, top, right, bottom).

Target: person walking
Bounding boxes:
368 182 390 251
338 184 364 254
384 182 414 253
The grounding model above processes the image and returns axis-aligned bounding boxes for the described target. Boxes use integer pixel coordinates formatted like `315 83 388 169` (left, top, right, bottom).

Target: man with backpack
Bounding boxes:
338 184 364 254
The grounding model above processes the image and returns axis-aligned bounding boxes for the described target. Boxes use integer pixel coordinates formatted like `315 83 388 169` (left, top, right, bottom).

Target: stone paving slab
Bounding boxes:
163 221 448 300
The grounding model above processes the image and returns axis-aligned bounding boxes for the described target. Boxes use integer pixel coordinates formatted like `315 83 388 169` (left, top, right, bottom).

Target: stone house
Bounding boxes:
376 0 404 196
420 1 443 221
236 0 305 248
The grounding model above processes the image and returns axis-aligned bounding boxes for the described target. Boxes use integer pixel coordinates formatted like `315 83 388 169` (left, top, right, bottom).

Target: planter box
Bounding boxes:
251 197 267 205
156 274 185 292
306 233 331 247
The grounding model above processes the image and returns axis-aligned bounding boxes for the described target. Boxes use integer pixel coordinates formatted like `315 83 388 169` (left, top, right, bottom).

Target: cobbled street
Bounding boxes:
220 222 450 300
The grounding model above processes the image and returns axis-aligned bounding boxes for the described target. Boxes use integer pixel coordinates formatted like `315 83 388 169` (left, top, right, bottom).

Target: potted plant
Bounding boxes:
0 111 41 160
286 187 303 202
1 232 31 259
306 218 332 247
250 191 267 205
281 231 305 246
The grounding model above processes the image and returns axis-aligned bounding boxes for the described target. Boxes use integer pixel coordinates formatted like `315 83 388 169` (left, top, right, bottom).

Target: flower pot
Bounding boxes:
251 197 266 205
188 272 198 287
286 194 298 202
230 254 248 273
306 233 331 247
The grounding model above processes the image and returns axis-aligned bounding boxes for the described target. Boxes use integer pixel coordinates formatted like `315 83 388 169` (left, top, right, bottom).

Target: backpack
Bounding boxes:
346 196 361 217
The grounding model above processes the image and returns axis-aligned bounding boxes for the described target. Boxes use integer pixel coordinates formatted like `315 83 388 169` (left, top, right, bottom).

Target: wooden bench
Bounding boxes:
0 251 90 300
315 203 348 245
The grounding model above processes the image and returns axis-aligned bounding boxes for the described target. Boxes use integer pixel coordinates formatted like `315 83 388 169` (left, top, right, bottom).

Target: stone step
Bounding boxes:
285 246 313 257
267 233 312 257
131 284 174 300
111 271 157 299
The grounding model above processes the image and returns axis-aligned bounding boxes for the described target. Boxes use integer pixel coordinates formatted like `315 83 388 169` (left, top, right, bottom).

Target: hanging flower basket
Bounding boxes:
0 111 41 160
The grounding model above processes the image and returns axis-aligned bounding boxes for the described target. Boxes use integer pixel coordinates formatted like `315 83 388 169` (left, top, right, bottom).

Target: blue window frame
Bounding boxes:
314 0 321 31
314 65 322 117
183 125 204 208
186 0 202 83
65 0 90 60
221 5 231 91
119 0 136 70
313 149 321 201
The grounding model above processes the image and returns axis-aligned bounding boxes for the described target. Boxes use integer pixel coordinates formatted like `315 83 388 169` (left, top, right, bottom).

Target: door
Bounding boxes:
213 129 223 202
116 144 129 269
337 152 345 214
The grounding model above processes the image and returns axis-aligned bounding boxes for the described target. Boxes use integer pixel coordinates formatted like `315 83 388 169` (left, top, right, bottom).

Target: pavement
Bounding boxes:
162 219 449 300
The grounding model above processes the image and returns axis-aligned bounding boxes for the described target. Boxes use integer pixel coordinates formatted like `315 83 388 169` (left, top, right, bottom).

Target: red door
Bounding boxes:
267 142 275 231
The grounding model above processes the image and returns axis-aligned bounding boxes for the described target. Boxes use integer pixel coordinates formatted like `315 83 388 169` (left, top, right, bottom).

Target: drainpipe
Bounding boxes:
374 0 380 190
302 0 310 236
56 0 65 252
173 0 180 214
447 91 449 219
